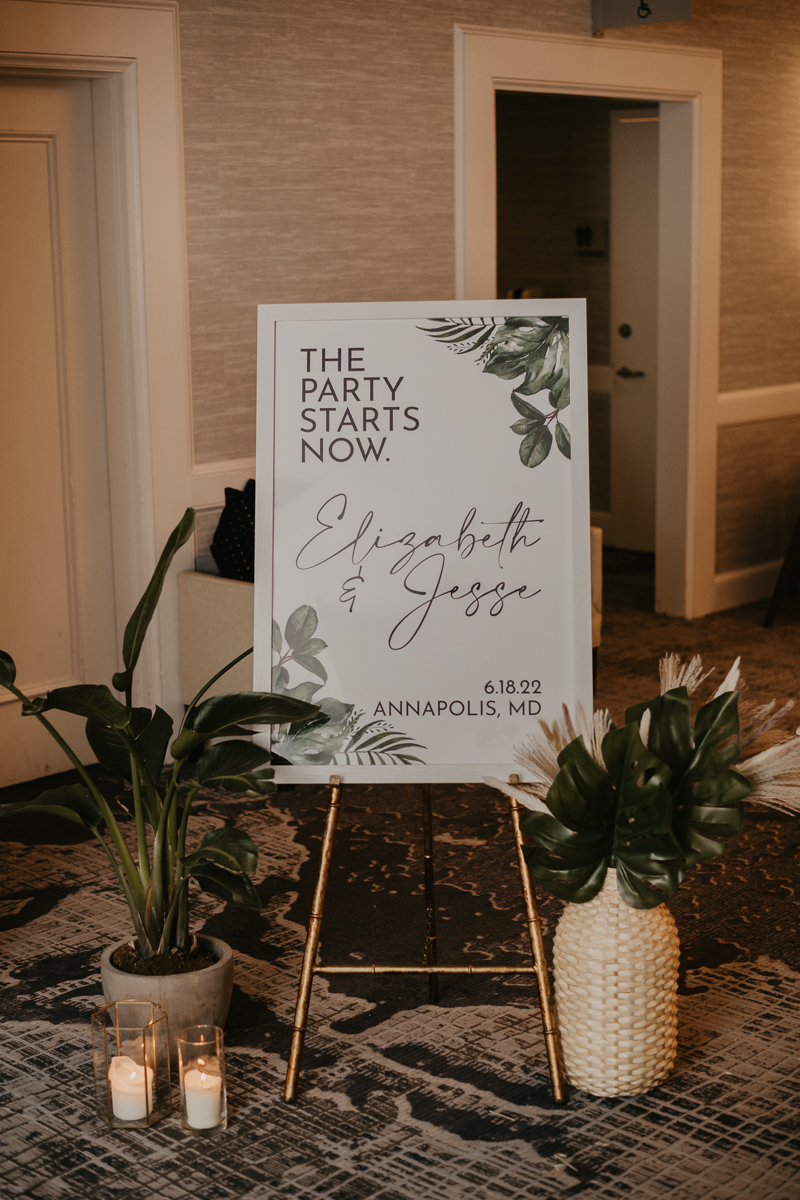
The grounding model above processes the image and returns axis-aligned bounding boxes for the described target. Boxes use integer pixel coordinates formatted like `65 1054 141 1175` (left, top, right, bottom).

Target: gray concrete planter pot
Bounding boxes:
100 935 234 1064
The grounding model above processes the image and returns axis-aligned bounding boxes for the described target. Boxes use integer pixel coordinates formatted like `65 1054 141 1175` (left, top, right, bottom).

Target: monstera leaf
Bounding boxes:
521 722 685 908
626 687 749 866
420 316 570 470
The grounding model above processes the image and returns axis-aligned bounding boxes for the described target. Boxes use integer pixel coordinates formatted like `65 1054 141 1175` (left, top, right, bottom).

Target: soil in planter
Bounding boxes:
111 943 217 977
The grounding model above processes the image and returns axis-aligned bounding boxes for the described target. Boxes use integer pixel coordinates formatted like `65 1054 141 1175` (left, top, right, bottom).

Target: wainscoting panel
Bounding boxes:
716 414 800 575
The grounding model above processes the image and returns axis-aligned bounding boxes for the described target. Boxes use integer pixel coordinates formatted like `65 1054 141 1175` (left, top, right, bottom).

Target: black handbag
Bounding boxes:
210 478 255 582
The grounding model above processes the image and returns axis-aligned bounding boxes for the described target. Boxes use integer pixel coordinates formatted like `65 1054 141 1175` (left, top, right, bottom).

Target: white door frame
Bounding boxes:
0 0 193 724
454 26 723 618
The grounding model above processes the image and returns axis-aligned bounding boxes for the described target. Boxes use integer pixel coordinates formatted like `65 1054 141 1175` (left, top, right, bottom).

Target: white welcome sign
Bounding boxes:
254 301 592 783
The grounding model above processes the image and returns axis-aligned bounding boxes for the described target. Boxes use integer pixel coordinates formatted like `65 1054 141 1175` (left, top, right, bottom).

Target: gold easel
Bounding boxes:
284 774 565 1103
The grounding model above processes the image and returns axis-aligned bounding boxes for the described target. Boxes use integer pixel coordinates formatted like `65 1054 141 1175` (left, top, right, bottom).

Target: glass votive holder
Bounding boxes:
91 999 172 1129
177 1025 227 1135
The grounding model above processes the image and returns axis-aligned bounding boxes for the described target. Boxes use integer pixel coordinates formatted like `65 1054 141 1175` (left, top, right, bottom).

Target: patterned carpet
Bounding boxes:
2 561 800 1199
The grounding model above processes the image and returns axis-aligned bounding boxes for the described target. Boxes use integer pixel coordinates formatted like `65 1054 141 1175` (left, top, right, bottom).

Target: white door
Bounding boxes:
0 77 118 786
608 109 660 553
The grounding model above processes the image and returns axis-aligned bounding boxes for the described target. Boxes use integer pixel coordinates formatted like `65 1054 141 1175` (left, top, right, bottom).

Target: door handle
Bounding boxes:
616 367 645 378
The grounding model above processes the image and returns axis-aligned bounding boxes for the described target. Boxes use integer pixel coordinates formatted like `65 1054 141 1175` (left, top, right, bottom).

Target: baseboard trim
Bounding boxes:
712 560 781 611
190 458 256 508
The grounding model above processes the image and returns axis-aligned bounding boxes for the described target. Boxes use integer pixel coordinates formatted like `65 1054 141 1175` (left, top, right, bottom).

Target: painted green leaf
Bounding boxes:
549 374 571 409
272 664 289 691
483 319 559 381
555 422 571 459
511 394 546 421
301 638 328 655
291 652 327 682
519 426 553 468
272 620 282 652
0 650 16 690
285 605 317 649
511 417 544 436
281 680 323 704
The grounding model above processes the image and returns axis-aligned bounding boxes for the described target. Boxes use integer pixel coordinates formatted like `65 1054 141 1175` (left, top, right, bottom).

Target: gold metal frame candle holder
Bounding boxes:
284 776 565 1104
91 1000 172 1129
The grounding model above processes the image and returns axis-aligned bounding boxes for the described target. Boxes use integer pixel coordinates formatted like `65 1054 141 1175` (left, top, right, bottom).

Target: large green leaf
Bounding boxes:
24 685 131 729
187 862 263 909
171 691 318 759
555 422 571 459
196 740 274 793
0 784 103 830
113 508 196 694
86 705 173 786
183 826 258 876
136 706 174 781
625 687 749 866
0 650 16 690
86 707 150 778
521 724 684 908
193 691 318 734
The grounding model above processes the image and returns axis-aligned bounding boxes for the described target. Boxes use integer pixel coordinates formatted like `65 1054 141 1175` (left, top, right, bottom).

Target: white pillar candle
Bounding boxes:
108 1055 152 1121
183 1068 222 1129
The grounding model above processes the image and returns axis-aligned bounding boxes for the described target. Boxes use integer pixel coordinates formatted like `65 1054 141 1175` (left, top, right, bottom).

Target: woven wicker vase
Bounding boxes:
553 868 679 1097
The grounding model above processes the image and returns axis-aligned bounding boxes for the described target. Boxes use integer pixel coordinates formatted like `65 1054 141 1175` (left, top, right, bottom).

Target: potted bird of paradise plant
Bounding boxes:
0 509 317 1049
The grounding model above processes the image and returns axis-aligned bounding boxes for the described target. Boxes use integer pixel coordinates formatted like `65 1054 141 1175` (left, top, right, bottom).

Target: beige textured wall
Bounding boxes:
179 3 800 575
716 417 800 575
179 0 585 463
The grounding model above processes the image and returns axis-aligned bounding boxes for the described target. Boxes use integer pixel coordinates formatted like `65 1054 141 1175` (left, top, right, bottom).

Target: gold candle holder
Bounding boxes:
91 1000 172 1129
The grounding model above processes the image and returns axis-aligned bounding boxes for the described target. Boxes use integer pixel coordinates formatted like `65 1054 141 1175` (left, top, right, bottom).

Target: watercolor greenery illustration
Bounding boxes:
420 316 570 469
271 605 426 766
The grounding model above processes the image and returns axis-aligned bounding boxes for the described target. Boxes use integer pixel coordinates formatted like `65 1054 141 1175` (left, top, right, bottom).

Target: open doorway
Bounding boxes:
496 91 660 612
456 28 723 620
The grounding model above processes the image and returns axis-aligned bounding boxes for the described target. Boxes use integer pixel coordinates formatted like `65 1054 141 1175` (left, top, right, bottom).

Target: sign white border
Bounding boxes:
254 300 592 783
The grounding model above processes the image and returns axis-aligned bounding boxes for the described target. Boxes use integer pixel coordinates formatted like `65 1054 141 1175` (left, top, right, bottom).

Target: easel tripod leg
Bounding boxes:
421 783 438 1003
508 784 565 1104
284 775 341 1102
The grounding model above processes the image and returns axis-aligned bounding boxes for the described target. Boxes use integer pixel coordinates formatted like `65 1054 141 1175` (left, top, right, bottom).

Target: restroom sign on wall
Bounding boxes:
254 300 592 783
592 0 692 31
